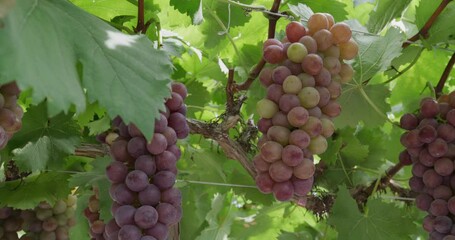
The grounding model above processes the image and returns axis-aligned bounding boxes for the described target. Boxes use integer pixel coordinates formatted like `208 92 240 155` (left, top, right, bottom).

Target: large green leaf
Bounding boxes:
366 0 412 33
10 102 81 172
328 186 417 240
0 172 71 209
71 0 136 21
0 0 173 139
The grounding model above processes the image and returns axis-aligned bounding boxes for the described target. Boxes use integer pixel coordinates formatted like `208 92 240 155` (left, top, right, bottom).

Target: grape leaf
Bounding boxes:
10 102 81 172
415 0 442 29
180 184 214 240
366 0 412 33
169 0 203 24
328 186 416 240
70 0 136 21
425 3 455 44
69 156 112 221
0 0 173 140
335 84 391 128
196 192 238 240
287 0 349 21
353 27 404 82
69 193 90 240
0 172 71 209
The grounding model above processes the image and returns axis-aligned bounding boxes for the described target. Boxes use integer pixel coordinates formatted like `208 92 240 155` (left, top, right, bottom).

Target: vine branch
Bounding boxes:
402 0 453 48
435 52 455 97
234 0 282 91
135 0 145 33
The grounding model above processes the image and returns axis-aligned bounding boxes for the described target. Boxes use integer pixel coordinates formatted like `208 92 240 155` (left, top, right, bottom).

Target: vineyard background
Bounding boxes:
1 0 455 239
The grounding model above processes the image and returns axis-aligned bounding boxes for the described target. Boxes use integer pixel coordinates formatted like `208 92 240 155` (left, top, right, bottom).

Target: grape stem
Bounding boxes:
234 0 282 91
352 161 411 207
435 52 455 97
135 0 145 33
402 0 453 48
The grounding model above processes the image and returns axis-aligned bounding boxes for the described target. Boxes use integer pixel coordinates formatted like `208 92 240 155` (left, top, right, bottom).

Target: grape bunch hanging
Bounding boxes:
0 195 77 240
401 93 455 240
0 81 23 150
254 13 358 201
94 82 188 240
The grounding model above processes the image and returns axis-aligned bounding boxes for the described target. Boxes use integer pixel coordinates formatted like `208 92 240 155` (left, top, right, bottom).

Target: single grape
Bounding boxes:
301 53 323 75
307 13 329 33
272 66 292 85
125 170 149 192
157 203 179 226
323 56 341 75
272 181 294 201
263 45 285 64
286 21 307 42
115 205 136 227
267 126 291 146
283 75 303 94
300 116 323 138
153 171 176 190
314 68 331 86
430 199 449 216
293 158 315 179
313 29 333 51
287 43 308 63
259 67 274 87
298 87 320 108
330 23 352 44
308 135 328 154
269 161 293 182
282 145 304 167
135 155 157 176
138 184 161 206
118 225 142 240
287 107 309 127
147 133 168 155
266 84 285 103
298 73 316 87
299 36 318 54
289 129 311 149
255 172 274 194
434 157 454 176
416 193 433 211
339 39 358 60
263 39 283 50
257 98 279 118
134 205 158 229
106 161 128 183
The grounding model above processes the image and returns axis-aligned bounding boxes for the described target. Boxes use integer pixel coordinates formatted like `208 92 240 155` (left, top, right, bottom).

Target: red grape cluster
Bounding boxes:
97 82 188 240
254 13 358 201
401 93 455 240
0 81 23 149
0 195 77 240
83 188 107 239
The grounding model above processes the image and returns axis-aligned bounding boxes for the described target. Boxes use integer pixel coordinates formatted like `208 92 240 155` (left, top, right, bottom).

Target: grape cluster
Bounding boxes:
401 93 455 240
0 195 77 240
255 13 358 201
0 81 23 149
83 188 107 240
98 82 188 240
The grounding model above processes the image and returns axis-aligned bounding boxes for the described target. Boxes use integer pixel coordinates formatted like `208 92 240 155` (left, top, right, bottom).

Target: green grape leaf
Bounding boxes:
425 3 455 44
338 128 369 165
196 192 238 240
69 157 110 189
335 84 391 128
366 0 412 33
10 102 81 172
287 0 348 21
69 193 90 240
0 172 71 209
329 186 416 240
319 137 343 166
288 3 314 22
69 156 112 221
353 27 405 82
170 0 203 24
0 0 173 140
180 184 214 240
70 0 136 21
